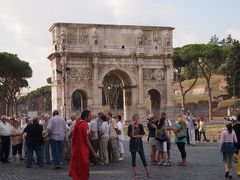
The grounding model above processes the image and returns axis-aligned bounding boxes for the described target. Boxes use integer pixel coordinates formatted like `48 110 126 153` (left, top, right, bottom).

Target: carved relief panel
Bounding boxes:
79 28 90 44
67 28 78 45
68 68 92 81
141 30 152 45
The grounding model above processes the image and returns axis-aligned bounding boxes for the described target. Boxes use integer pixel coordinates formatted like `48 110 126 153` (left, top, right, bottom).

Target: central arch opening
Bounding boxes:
102 69 132 115
102 73 123 112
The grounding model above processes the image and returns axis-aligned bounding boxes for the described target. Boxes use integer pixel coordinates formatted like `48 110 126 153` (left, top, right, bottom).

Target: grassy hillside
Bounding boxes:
174 74 240 116
174 74 227 104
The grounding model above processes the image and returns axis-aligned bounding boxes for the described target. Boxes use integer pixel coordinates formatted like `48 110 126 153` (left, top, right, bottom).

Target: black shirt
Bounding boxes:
233 123 240 149
24 123 43 147
128 124 145 152
147 120 158 137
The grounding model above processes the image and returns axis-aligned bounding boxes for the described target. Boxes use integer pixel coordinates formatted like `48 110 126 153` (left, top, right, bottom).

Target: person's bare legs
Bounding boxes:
151 145 157 164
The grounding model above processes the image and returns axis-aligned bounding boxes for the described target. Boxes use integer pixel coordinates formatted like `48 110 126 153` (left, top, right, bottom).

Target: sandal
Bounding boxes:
147 173 152 178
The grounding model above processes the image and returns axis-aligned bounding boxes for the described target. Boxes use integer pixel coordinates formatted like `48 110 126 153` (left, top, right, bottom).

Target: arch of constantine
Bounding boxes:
48 23 174 123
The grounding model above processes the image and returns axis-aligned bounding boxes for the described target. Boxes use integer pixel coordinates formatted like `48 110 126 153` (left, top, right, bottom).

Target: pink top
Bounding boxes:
220 129 237 147
11 127 23 145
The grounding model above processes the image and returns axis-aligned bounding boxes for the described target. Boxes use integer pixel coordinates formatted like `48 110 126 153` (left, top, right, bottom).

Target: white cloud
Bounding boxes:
0 13 34 47
173 23 205 47
101 0 177 25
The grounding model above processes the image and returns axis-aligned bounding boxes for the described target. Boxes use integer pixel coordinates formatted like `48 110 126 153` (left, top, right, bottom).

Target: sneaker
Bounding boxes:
53 166 61 170
158 162 163 166
228 174 232 179
151 161 158 165
119 157 124 161
225 171 229 178
163 163 171 167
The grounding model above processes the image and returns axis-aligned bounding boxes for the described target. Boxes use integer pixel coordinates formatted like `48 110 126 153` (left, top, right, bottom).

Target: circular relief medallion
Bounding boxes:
143 69 153 80
69 68 80 80
153 69 164 80
81 68 92 80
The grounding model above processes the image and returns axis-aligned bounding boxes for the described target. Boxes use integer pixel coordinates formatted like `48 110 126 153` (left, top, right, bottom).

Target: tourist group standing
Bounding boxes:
5 110 240 179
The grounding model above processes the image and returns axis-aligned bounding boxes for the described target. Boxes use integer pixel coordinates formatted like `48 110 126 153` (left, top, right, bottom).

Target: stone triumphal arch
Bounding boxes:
48 23 174 124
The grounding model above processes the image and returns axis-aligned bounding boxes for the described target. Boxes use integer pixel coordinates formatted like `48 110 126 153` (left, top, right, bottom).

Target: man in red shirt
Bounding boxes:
69 110 98 180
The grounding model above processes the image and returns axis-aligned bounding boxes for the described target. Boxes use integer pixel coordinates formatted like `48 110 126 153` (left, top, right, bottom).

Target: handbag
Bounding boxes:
176 125 187 140
221 142 237 153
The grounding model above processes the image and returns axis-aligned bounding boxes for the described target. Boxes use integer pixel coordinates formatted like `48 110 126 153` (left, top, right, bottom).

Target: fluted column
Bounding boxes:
138 57 144 105
92 54 100 113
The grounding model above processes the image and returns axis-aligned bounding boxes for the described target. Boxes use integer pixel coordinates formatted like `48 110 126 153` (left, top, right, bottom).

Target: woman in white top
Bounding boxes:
116 115 124 160
11 120 24 161
98 113 110 164
220 122 237 178
199 117 207 142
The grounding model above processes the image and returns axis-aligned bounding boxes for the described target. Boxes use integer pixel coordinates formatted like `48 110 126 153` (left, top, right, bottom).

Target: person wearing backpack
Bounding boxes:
147 114 158 165
156 114 169 166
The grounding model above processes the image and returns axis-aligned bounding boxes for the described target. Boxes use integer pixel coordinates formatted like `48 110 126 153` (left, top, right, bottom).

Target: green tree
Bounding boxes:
176 43 223 121
173 47 198 110
0 52 32 116
47 77 52 84
196 44 224 121
17 85 52 114
209 34 219 45
217 34 235 74
225 40 240 97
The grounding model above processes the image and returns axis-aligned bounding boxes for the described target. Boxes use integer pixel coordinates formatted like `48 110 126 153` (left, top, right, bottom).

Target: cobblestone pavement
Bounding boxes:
0 141 238 180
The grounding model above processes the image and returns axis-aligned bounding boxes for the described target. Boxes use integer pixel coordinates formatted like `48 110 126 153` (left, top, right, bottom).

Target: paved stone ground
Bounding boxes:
0 141 238 180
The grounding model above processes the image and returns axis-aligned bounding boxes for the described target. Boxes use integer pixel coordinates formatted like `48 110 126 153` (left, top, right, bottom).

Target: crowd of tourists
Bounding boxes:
1 109 240 179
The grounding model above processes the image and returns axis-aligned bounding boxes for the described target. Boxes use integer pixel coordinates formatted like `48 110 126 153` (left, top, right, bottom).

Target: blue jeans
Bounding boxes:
26 145 43 168
43 140 50 163
50 139 63 167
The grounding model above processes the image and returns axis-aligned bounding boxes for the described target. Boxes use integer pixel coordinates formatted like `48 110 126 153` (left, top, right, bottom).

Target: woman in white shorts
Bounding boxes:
147 115 158 165
156 118 170 166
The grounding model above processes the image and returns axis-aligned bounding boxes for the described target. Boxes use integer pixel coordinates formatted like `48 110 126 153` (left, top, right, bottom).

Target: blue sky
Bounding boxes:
0 0 239 90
